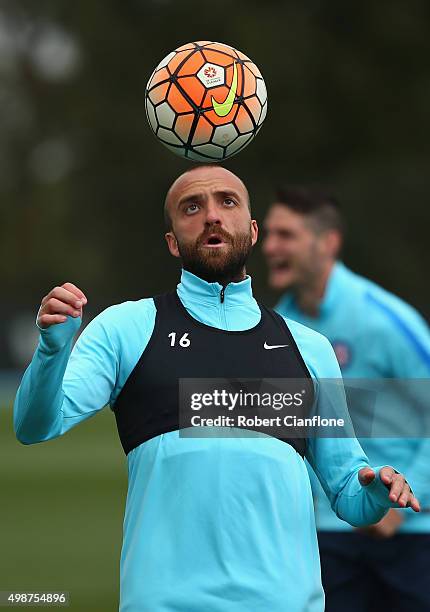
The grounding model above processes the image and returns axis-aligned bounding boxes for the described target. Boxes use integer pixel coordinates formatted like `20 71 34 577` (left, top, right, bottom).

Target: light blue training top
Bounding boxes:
276 261 430 533
14 269 399 612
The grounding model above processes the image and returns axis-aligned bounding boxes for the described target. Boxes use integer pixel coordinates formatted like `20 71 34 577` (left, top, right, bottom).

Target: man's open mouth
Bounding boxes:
203 234 228 247
270 261 290 271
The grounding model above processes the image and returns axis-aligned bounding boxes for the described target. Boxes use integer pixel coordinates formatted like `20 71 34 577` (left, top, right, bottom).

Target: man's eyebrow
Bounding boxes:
217 189 241 201
177 189 242 208
177 193 205 207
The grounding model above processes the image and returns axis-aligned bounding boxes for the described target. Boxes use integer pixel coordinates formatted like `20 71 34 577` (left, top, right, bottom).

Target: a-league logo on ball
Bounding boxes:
198 63 225 88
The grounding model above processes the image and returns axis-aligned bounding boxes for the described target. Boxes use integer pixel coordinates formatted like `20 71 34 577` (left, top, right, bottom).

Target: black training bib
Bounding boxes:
112 291 314 457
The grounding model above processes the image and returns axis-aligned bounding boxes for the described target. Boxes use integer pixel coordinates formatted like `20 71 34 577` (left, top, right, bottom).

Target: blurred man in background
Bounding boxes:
262 186 430 612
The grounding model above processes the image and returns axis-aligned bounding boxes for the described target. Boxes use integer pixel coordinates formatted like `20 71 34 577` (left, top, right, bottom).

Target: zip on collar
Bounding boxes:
176 269 261 330
177 269 254 308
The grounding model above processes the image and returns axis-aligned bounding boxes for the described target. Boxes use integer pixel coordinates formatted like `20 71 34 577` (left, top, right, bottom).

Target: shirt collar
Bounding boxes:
320 261 349 315
177 269 255 307
279 261 348 318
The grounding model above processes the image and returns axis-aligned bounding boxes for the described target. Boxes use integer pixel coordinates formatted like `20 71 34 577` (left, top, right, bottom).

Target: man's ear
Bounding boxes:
251 219 258 246
165 232 180 258
323 230 342 259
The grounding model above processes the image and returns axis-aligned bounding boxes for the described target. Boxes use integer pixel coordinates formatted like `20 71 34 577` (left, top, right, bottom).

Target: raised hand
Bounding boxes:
37 282 87 329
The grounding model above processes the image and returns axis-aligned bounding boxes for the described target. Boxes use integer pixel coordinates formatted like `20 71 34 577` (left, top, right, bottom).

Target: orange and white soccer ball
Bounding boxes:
145 41 267 161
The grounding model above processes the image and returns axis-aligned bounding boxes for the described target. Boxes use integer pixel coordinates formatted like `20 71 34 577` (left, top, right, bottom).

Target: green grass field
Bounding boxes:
0 404 127 611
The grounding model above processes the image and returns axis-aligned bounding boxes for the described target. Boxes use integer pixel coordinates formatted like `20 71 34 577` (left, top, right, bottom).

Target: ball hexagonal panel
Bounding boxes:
226 132 254 157
194 143 224 159
212 124 239 147
256 78 267 106
235 106 254 134
155 102 176 129
157 127 182 146
259 102 267 126
146 99 157 133
155 51 175 71
187 149 215 162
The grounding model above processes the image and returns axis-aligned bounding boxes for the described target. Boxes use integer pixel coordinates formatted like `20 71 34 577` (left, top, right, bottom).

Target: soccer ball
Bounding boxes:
145 41 267 162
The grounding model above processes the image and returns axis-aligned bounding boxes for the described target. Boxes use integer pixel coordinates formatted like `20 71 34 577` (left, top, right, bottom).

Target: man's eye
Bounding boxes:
185 203 199 214
224 198 236 207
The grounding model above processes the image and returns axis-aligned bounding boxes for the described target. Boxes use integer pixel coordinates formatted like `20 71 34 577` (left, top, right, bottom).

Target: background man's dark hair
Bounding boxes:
275 186 344 236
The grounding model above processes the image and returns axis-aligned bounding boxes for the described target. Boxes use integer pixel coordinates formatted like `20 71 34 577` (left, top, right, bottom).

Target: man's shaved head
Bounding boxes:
164 165 250 231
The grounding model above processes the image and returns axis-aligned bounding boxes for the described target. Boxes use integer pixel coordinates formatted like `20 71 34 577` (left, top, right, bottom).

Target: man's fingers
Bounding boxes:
62 282 87 303
42 286 86 310
409 496 421 513
388 474 406 503
358 467 375 486
379 466 395 486
398 485 411 508
42 298 81 318
37 283 87 329
361 467 421 513
38 313 68 328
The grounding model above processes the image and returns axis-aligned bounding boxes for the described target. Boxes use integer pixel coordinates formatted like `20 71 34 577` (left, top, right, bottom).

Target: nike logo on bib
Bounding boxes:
264 342 289 350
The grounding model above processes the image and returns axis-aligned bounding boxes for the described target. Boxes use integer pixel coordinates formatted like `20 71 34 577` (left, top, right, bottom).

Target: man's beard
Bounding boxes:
177 223 253 285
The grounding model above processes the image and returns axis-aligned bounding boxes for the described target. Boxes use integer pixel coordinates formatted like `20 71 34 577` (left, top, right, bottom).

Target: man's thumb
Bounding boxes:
358 467 376 487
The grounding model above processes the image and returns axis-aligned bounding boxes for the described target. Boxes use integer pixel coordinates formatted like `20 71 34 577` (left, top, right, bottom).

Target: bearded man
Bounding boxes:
14 166 419 612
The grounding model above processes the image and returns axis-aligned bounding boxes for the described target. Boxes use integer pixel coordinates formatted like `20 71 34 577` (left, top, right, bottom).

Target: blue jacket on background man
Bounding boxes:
276 261 430 533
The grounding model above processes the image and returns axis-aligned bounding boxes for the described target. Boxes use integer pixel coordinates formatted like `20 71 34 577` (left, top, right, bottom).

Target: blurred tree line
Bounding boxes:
0 0 429 367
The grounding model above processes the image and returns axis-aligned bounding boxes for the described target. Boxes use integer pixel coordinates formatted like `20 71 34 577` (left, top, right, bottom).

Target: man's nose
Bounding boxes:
204 200 222 225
